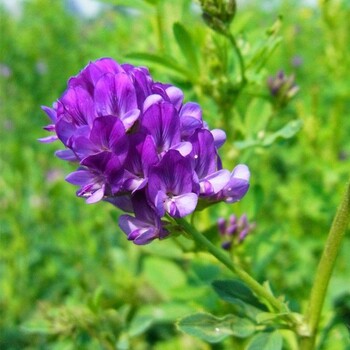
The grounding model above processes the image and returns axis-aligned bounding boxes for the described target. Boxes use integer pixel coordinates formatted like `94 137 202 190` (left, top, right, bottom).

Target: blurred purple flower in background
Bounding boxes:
218 214 255 250
0 63 12 78
267 70 299 107
291 55 303 68
40 58 250 244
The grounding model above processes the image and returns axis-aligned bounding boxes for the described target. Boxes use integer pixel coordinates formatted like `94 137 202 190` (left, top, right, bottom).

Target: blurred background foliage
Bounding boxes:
0 0 349 349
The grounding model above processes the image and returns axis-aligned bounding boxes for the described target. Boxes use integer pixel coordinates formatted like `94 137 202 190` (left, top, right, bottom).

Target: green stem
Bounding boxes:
300 179 350 350
155 2 165 52
226 32 246 87
174 217 289 314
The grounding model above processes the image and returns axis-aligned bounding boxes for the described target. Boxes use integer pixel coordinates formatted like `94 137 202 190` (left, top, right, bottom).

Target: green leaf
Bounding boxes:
173 22 199 76
142 256 187 298
234 138 260 150
246 331 283 350
235 119 303 149
177 313 255 343
262 120 303 146
212 280 267 310
126 52 192 78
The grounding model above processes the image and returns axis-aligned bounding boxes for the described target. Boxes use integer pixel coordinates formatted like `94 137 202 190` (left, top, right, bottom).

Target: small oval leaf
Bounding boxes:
262 120 303 146
177 312 255 343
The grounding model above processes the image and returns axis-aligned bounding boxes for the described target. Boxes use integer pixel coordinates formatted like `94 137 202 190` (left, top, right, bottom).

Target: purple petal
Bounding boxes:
71 137 97 160
55 118 77 146
86 187 105 204
123 134 157 185
104 195 133 212
119 215 159 245
141 135 159 174
189 129 217 179
164 193 198 218
231 164 250 181
94 72 137 118
41 105 57 123
55 149 78 161
223 181 250 203
123 172 148 193
143 94 163 112
105 157 125 194
43 124 56 132
120 108 140 130
59 86 96 126
89 116 128 159
81 151 114 172
68 58 123 93
154 190 167 217
180 102 202 121
222 165 250 203
179 117 202 138
148 150 194 202
140 102 181 153
211 129 226 149
122 64 153 107
165 86 183 110
65 170 95 186
200 169 230 195
38 135 58 143
171 141 192 157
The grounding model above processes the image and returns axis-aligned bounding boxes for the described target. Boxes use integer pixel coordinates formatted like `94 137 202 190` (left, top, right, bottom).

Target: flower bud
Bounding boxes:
267 70 299 108
199 0 236 35
217 213 255 250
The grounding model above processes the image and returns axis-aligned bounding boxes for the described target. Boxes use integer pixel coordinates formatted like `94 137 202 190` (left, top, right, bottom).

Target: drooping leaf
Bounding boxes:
262 120 303 146
177 312 255 343
235 120 303 149
234 138 260 150
212 280 267 310
246 331 283 350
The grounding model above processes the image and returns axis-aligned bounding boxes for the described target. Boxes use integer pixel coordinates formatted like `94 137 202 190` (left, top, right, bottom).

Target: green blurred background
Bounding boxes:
0 0 349 349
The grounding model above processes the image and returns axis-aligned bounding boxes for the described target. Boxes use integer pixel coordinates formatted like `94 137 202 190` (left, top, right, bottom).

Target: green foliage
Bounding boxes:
246 331 283 350
177 312 255 343
1 0 349 349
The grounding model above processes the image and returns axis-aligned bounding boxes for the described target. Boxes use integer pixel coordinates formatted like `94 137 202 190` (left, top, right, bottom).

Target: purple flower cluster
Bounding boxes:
218 214 255 250
40 58 250 244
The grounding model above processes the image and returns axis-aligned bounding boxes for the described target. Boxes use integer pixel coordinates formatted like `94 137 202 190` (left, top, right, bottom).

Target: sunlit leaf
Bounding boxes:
177 312 255 343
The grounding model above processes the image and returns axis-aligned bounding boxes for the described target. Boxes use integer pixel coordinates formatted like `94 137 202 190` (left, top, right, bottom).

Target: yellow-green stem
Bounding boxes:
226 32 246 87
300 179 350 350
174 217 290 315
